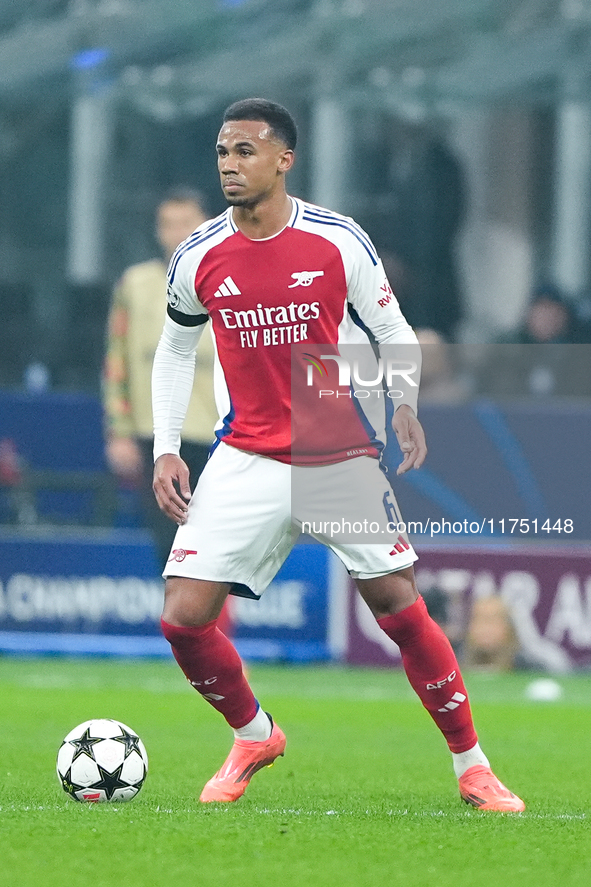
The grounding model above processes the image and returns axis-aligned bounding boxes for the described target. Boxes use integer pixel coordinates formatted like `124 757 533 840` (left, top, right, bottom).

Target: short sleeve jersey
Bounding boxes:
166 197 414 465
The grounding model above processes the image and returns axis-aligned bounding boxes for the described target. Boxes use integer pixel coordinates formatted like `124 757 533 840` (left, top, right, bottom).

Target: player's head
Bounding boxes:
156 188 208 260
526 283 572 343
223 99 297 151
217 98 296 207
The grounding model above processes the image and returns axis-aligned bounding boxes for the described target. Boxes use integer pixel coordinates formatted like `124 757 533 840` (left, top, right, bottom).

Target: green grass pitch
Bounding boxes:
0 657 589 887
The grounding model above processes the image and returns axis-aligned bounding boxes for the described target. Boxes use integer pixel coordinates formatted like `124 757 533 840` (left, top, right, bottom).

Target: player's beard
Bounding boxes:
223 184 273 209
224 194 252 207
223 189 268 209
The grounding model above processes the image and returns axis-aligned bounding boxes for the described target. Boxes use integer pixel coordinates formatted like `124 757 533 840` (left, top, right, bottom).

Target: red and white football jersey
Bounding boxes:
164 197 418 464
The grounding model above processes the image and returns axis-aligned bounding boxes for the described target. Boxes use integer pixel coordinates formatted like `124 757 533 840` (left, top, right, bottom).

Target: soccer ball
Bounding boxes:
56 718 148 802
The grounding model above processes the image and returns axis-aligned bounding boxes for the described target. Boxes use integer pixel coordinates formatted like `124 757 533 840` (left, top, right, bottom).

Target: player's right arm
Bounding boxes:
152 252 209 523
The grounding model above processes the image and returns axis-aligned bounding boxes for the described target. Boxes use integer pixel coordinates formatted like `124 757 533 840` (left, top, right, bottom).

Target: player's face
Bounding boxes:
157 201 206 260
216 120 293 207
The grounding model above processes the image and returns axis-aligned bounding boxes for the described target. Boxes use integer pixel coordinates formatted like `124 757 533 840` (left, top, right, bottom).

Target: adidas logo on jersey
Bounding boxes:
214 276 241 298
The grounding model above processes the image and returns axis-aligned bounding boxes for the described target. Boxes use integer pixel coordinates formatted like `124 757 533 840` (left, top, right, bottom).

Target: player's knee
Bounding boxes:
162 576 229 627
355 568 418 619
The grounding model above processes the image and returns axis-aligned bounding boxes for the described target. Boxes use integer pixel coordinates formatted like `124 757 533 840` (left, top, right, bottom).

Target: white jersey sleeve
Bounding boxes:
348 255 416 344
346 242 421 415
152 313 207 461
165 248 209 326
152 227 215 461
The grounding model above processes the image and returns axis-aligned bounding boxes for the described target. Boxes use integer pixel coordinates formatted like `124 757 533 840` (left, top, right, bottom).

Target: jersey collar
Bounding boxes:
227 196 300 238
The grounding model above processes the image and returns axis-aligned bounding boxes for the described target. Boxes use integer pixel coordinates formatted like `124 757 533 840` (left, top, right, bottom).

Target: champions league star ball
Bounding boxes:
525 678 564 702
56 719 148 802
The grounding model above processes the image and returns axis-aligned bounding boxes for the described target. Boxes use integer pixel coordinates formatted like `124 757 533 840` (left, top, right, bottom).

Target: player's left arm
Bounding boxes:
347 248 427 473
391 404 427 474
152 250 210 522
152 316 205 522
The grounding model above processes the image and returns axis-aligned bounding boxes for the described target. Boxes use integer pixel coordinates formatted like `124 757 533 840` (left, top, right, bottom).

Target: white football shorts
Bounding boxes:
162 441 417 598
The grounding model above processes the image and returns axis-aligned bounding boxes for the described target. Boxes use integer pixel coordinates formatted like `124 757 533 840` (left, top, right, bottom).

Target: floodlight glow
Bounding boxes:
71 48 111 70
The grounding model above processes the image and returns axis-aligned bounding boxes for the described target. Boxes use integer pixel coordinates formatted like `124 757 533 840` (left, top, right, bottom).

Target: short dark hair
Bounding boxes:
159 186 207 215
223 98 297 150
530 282 565 306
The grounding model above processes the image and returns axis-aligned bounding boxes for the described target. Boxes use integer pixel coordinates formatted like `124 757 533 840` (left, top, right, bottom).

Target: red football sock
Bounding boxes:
161 618 258 729
378 596 477 753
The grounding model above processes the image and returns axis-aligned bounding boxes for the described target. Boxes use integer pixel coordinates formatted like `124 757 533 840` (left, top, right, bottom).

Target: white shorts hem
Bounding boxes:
348 551 418 580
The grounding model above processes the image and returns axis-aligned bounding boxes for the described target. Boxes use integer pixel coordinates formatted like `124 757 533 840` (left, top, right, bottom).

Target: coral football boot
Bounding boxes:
199 719 286 803
459 765 525 812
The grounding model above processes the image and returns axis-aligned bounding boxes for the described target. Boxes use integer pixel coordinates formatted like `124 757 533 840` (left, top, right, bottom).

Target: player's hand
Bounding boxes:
153 454 192 524
392 404 427 475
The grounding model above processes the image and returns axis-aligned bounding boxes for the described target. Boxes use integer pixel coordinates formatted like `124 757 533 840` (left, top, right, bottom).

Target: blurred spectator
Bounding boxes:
415 328 471 404
380 122 466 341
477 283 591 399
574 293 591 342
513 284 585 345
0 437 37 525
103 188 218 568
463 595 519 672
